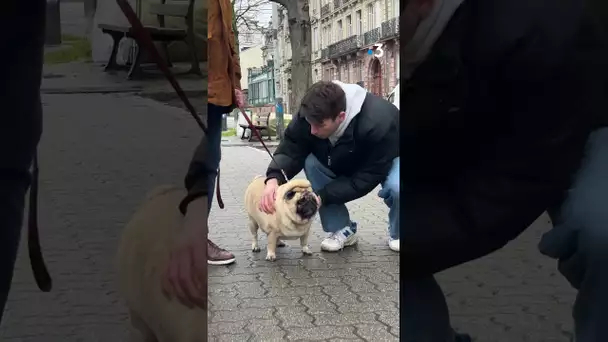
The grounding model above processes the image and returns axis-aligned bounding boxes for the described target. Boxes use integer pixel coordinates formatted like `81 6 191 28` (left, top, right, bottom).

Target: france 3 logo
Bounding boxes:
367 43 384 58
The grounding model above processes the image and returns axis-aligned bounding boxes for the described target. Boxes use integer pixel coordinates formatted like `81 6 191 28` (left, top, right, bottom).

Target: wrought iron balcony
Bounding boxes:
327 35 360 59
333 0 341 10
320 3 330 17
381 17 399 39
321 48 329 60
363 27 381 46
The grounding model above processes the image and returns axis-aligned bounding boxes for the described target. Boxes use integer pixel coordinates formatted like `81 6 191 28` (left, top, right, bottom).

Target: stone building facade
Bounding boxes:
310 0 400 97
273 5 296 113
269 0 399 112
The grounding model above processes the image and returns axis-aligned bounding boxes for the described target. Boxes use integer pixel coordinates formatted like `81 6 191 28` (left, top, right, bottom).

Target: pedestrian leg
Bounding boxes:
378 157 400 251
303 154 357 251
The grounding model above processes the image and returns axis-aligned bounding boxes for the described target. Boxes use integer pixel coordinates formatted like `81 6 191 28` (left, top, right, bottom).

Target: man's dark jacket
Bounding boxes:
265 92 399 206
399 0 608 278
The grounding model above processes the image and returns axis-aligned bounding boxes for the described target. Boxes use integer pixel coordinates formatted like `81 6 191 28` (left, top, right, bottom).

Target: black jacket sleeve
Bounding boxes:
265 115 311 184
179 135 210 214
316 121 398 206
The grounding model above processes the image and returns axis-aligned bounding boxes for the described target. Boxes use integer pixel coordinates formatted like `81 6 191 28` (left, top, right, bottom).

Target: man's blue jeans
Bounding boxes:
206 104 231 211
303 154 400 239
539 127 608 342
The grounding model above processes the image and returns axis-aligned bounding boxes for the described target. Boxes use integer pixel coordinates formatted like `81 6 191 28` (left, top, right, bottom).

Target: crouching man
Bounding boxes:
259 81 400 251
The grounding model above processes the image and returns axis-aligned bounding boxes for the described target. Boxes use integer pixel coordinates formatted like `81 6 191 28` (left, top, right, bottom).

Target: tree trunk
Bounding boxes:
273 0 312 114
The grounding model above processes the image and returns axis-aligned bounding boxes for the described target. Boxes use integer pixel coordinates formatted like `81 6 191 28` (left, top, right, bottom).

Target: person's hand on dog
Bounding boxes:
162 197 208 309
260 178 279 214
314 193 322 207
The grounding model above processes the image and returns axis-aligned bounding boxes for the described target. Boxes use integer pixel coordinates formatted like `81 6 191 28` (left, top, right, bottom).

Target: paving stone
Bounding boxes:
355 324 399 341
286 325 359 341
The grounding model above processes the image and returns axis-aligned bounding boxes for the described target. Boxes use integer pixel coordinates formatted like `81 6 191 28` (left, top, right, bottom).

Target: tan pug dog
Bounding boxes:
244 176 319 261
116 186 207 342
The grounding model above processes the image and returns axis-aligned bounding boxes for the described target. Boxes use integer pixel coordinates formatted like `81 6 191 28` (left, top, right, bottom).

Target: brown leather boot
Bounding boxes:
207 240 236 265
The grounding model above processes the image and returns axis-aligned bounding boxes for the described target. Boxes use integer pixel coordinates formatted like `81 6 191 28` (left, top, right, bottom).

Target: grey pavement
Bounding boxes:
0 93 577 341
42 61 207 96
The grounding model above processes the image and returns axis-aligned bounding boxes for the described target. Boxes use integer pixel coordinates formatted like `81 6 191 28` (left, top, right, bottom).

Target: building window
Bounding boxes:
337 20 343 40
313 27 318 50
367 3 375 30
343 63 349 83
321 26 325 49
346 15 352 36
328 24 332 44
355 10 362 35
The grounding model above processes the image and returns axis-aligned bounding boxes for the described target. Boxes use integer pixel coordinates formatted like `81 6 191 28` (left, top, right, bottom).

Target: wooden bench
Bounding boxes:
99 0 201 79
240 112 272 141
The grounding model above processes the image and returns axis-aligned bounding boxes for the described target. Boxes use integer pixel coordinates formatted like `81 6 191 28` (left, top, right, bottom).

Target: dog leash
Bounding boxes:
26 0 287 294
117 0 287 179
28 153 52 292
115 0 287 198
27 1 292 292
236 107 288 181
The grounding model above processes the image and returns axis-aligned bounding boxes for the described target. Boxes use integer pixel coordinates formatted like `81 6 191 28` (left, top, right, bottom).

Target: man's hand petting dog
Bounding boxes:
259 178 279 214
161 198 208 309
260 178 321 214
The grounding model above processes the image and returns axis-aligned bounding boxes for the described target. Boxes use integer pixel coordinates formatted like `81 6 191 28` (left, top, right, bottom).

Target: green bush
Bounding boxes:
268 118 291 137
221 128 236 137
44 35 92 64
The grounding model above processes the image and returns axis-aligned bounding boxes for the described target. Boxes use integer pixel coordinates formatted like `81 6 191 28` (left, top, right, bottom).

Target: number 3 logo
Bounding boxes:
373 43 384 58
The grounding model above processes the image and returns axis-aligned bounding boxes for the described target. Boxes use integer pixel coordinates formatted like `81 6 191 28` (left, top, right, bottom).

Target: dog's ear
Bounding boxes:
284 190 296 201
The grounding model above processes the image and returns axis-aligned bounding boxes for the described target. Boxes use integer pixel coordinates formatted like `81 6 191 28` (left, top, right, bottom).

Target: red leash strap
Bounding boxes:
116 0 286 207
115 0 229 208
115 0 208 134
236 107 288 181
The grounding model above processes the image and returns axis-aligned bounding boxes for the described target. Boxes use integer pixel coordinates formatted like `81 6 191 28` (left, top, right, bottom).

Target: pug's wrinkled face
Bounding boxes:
276 180 319 224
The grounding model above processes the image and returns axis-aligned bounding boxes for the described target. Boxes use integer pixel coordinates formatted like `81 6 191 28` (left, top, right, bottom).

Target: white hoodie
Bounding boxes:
402 0 464 80
329 80 368 145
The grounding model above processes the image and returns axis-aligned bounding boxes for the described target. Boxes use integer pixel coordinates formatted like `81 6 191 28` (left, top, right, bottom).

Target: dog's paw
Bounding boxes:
252 244 261 252
302 245 313 255
265 253 276 261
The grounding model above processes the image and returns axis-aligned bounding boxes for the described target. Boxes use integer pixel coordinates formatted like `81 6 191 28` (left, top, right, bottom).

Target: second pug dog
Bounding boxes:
244 176 319 260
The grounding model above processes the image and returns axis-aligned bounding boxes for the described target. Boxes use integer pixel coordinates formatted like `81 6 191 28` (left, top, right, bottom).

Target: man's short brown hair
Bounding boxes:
299 81 347 124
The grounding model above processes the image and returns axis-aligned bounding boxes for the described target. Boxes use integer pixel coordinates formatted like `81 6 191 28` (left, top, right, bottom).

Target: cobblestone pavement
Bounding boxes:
0 93 576 341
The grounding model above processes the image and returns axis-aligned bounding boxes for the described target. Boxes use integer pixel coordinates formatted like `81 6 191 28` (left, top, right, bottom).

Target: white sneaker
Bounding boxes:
321 226 358 252
388 238 400 252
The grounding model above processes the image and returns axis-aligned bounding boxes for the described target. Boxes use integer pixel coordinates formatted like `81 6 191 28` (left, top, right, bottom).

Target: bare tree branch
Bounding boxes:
232 0 271 34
